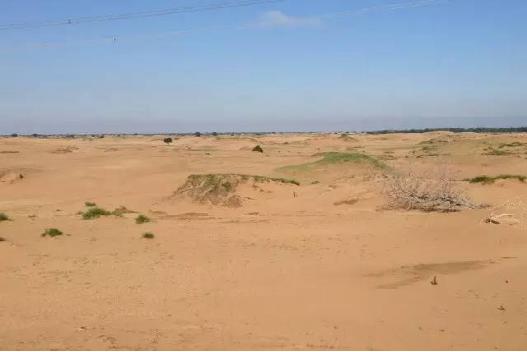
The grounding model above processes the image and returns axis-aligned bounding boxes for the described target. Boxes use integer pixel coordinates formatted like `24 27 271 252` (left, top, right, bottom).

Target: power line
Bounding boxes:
0 0 449 53
0 0 285 31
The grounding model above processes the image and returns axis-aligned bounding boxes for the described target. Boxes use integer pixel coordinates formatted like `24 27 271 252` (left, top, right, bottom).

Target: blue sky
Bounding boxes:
0 0 526 133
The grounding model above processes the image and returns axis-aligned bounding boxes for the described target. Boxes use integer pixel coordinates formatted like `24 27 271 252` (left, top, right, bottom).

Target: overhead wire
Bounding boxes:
0 0 285 31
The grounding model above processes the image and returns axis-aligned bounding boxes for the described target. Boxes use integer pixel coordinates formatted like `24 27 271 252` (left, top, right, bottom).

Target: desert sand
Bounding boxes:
1 132 527 350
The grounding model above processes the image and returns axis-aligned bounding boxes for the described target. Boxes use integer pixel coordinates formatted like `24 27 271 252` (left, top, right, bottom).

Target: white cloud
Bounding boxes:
255 10 322 29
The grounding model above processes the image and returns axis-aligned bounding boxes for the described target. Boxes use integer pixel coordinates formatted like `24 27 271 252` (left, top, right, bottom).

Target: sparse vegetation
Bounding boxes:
112 206 135 217
41 228 63 237
252 145 264 153
0 213 9 222
483 146 513 156
142 232 155 239
163 137 173 145
420 145 438 153
339 133 358 142
280 152 387 174
81 207 112 220
498 142 525 148
466 175 526 184
384 169 476 212
418 138 448 146
175 173 299 206
135 214 151 224
316 152 386 168
81 205 135 219
334 199 359 206
194 132 201 137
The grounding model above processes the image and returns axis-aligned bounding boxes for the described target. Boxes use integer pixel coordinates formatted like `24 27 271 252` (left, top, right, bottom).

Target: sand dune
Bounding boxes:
1 132 527 350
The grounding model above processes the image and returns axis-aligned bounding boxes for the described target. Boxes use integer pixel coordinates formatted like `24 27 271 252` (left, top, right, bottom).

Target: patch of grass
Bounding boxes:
466 175 527 184
316 152 387 168
112 206 135 217
498 142 525 148
81 207 111 220
42 228 63 237
334 199 359 206
135 214 151 224
81 205 135 219
420 145 438 153
175 173 299 206
418 138 448 146
280 152 387 173
0 213 9 222
142 232 155 239
483 147 512 156
249 175 300 186
184 174 299 189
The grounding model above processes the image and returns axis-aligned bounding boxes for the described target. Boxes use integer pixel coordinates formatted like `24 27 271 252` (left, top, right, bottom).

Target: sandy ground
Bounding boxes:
1 132 527 350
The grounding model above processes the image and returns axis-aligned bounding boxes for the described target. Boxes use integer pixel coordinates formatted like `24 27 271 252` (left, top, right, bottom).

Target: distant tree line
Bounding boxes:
4 127 526 138
366 127 527 134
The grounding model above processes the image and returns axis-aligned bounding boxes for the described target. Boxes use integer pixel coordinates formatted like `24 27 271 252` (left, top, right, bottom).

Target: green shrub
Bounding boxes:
0 213 9 222
135 214 151 224
142 232 155 239
42 228 63 237
84 201 96 207
466 175 527 184
252 145 264 153
82 207 111 220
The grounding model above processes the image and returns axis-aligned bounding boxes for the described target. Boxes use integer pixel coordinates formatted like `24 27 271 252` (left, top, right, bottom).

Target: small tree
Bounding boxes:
212 132 218 136
194 132 201 137
252 145 264 153
163 137 173 145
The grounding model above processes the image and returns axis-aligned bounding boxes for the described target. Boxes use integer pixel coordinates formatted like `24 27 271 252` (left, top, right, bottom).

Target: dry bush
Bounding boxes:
383 167 475 212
